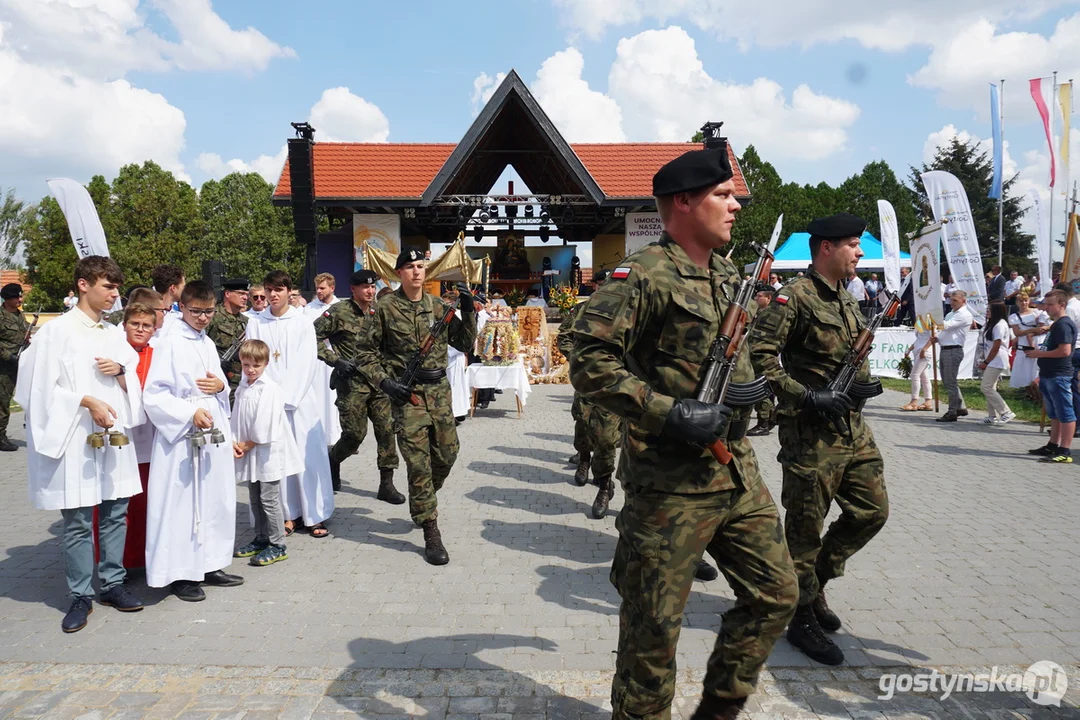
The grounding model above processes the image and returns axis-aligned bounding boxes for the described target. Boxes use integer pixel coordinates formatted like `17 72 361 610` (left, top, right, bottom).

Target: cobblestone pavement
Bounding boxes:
1 385 1078 718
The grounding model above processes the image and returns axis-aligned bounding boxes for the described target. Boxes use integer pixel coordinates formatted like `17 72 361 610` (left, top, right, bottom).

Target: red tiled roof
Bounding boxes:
0 270 28 290
273 142 749 201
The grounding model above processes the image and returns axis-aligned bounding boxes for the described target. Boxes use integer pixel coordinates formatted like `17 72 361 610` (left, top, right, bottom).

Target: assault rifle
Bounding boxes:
693 217 783 464
822 275 909 434
397 295 462 406
15 305 42 361
219 329 245 364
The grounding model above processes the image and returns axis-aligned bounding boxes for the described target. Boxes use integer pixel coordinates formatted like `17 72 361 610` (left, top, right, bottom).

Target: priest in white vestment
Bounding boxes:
304 272 342 446
143 281 243 602
17 256 146 632
246 271 334 536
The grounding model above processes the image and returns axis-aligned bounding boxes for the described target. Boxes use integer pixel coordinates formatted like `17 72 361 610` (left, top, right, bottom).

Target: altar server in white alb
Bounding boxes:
304 272 342 447
18 256 146 633
247 270 334 538
231 339 302 567
143 280 244 602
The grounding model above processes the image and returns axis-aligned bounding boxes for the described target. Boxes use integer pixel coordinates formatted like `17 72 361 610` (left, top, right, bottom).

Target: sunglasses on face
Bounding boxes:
251 295 267 301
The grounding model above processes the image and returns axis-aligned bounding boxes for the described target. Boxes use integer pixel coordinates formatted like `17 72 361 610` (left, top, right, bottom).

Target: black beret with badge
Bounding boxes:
350 269 379 286
221 278 249 291
806 213 867 240
0 283 22 300
652 148 733 196
395 247 425 270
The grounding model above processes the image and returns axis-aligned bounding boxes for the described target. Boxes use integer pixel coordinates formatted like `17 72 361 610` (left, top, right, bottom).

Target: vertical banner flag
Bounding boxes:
1064 212 1080 288
625 212 664 256
1028 191 1053 296
989 83 1003 200
921 170 988 322
1030 77 1057 188
877 200 901 293
46 178 111 258
1058 81 1072 202
910 226 944 326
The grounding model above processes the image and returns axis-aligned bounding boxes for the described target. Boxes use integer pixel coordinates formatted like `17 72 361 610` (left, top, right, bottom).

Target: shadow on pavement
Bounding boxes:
490 444 573 466
467 460 572 485
526 432 575 446
535 563 619 616
465 485 594 517
480 519 616 563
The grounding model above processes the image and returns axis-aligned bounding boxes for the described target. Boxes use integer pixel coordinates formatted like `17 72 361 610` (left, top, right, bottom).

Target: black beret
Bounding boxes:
350 269 379 286
652 148 733 196
221 278 249 291
593 270 609 284
0 283 23 300
395 247 425 270
806 213 867 240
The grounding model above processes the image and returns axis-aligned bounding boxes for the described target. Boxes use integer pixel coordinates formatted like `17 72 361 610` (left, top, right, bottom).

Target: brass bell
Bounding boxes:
108 431 130 448
86 432 106 449
209 427 225 445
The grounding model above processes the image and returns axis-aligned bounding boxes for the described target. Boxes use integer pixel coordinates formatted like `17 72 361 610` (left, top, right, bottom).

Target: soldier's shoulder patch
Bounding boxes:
773 294 789 305
323 310 331 318
610 267 632 280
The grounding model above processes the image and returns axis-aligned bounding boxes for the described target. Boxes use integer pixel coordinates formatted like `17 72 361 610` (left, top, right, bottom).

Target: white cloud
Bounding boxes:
551 0 1072 51
909 13 1080 113
195 146 287 185
471 71 506 116
530 49 626 142
0 0 295 79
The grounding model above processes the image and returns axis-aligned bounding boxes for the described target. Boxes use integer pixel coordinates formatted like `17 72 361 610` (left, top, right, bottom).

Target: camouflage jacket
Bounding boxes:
569 233 762 494
314 298 378 389
748 266 871 416
555 303 585 362
0 307 29 366
356 288 477 387
206 304 248 386
102 309 124 326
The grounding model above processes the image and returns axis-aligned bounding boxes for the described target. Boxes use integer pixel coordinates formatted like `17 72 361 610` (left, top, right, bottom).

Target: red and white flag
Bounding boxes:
1030 77 1067 190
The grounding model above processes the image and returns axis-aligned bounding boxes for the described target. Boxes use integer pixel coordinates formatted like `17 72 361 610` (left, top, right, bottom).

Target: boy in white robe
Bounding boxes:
143 280 243 602
304 272 342 447
246 270 334 537
17 256 145 633
231 339 302 566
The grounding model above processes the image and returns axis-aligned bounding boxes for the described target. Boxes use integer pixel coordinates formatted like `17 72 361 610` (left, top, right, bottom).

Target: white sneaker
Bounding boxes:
998 411 1016 425
982 417 997 425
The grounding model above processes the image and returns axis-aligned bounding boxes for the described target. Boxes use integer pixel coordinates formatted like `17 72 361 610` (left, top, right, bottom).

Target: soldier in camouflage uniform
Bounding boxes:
356 249 477 566
556 300 592 478
748 213 889 667
314 269 404 503
746 288 775 437
0 283 29 451
206 278 249 400
570 148 797 720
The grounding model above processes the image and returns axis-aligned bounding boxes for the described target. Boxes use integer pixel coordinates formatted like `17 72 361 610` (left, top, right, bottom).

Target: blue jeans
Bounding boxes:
60 498 129 599
1041 376 1076 423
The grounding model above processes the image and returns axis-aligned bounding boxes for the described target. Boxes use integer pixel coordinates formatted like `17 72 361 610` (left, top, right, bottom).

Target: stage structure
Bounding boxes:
272 70 751 291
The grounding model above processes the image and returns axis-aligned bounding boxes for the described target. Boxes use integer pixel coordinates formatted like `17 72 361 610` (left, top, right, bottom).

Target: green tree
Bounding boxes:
729 145 784 267
21 197 79 311
0 188 28 267
837 161 919 248
199 172 302 282
907 137 1033 274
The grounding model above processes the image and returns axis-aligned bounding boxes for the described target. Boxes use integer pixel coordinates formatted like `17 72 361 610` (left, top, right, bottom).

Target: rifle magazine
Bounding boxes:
723 376 771 407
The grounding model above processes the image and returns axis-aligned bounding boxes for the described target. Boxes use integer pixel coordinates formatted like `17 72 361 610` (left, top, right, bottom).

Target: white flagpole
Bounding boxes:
998 78 1005 268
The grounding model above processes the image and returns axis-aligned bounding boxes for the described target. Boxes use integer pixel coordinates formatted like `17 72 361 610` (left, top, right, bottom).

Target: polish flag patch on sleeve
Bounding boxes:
774 295 789 305
611 267 632 280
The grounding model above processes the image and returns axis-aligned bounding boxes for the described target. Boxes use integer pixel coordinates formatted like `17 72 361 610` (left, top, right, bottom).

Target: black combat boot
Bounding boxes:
573 452 591 486
568 452 579 466
376 469 406 505
328 453 342 492
0 435 16 452
421 519 449 565
812 583 842 632
746 421 773 437
787 603 844 665
689 694 745 720
694 559 718 581
591 476 614 519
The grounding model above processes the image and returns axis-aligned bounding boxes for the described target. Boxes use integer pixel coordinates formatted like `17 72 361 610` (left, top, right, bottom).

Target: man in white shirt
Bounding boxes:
18 256 145 632
244 284 268 318
305 273 342 448
846 271 868 311
769 273 783 291
1004 271 1023 310
932 290 974 421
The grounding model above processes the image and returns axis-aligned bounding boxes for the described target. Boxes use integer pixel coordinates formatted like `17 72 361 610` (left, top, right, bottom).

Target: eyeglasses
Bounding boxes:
250 295 267 301
186 308 216 318
155 307 169 313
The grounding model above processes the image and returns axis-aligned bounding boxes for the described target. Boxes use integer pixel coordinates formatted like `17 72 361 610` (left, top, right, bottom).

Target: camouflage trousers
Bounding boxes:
391 379 459 525
331 382 399 470
571 393 592 457
584 400 621 480
0 369 14 437
754 395 774 424
777 412 888 605
610 480 798 719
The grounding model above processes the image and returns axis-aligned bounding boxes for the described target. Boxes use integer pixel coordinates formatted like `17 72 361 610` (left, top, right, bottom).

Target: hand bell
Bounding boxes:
108 430 130 448
86 432 106 449
208 427 225 445
190 430 206 448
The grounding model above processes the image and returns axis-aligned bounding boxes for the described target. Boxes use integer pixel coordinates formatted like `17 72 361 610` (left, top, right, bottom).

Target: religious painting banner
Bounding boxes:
910 225 944 326
870 328 978 379
877 199 902 294
353 214 401 271
46 178 111 258
920 171 987 323
625 212 663 256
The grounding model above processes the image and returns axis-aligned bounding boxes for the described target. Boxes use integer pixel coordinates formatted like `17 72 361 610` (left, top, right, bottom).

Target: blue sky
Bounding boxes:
1 0 1077 220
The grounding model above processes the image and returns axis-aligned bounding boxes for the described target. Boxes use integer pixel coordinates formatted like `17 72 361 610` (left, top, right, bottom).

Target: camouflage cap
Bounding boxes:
652 148 732 196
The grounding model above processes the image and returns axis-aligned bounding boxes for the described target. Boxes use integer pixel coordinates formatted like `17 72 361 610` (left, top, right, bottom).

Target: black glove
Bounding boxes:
456 283 474 313
380 378 413 406
801 388 852 418
661 399 733 446
333 359 357 377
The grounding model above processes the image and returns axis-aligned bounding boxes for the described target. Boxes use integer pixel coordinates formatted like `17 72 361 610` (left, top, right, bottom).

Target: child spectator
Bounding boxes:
1026 290 1077 462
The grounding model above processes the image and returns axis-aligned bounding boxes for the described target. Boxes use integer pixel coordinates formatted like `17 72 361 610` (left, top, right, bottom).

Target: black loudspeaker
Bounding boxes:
203 260 225 300
288 124 318 290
